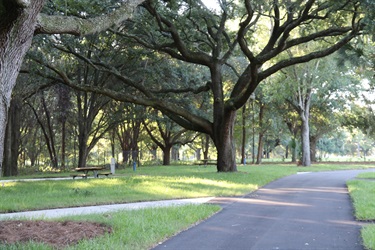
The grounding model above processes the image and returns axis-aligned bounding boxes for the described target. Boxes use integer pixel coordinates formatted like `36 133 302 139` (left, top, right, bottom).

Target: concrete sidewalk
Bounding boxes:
0 197 215 220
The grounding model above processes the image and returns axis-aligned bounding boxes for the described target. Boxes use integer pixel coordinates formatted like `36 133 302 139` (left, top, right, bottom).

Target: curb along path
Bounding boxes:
0 197 215 220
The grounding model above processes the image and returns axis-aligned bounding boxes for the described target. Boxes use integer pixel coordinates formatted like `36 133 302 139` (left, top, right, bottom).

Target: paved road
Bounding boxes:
153 170 374 250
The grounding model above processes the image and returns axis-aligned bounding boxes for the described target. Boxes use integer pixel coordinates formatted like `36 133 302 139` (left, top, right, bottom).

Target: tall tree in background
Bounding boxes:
27 92 59 169
116 104 143 165
273 55 359 165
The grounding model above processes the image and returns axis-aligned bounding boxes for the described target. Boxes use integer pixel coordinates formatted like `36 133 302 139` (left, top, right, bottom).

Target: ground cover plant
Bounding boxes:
347 172 375 250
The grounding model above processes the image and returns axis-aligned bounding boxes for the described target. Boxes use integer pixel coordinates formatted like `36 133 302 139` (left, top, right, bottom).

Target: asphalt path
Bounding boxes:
153 169 374 250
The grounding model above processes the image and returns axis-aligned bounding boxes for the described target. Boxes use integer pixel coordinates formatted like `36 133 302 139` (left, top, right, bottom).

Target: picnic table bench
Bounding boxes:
70 173 89 179
197 159 217 166
97 172 112 177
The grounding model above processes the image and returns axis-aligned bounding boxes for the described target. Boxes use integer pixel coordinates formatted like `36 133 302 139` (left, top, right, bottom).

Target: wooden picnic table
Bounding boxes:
74 167 105 178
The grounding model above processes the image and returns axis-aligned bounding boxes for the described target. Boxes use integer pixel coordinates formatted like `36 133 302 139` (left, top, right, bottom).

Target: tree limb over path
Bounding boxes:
35 0 144 36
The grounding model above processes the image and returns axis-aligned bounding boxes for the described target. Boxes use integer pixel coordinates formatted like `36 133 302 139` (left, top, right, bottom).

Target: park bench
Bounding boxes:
97 172 112 177
70 173 88 179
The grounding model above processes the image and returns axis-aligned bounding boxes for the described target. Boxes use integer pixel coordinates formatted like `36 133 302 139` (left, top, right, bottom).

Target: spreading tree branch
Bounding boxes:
35 0 144 36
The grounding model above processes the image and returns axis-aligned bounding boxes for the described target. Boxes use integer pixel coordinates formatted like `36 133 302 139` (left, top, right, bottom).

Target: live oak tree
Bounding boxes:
84 0 362 171
0 0 143 175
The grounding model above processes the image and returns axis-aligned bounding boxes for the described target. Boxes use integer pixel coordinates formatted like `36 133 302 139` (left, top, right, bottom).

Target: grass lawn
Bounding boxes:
0 204 221 250
2 163 375 249
347 173 375 250
0 165 297 212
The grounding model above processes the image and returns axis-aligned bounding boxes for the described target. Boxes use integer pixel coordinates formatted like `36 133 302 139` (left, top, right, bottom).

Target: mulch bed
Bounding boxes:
0 220 111 248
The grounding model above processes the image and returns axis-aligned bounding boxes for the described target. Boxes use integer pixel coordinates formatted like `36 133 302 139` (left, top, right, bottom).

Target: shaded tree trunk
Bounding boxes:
122 150 130 164
241 104 246 164
61 120 66 169
256 132 264 164
57 85 70 170
41 95 58 169
203 134 210 161
2 98 22 176
212 110 237 172
285 145 289 159
0 0 44 176
291 138 298 163
310 135 318 162
77 131 89 168
256 102 266 165
161 145 172 166
27 97 59 169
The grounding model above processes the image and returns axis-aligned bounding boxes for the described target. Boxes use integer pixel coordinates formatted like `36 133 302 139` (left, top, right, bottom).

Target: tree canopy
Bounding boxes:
49 0 365 171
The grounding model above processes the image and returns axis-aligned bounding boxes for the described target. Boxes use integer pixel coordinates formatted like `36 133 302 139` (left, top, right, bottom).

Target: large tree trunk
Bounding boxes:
0 0 44 176
213 110 237 172
162 145 172 166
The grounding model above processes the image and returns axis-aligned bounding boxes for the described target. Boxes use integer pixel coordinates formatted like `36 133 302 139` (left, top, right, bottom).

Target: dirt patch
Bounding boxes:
0 220 111 249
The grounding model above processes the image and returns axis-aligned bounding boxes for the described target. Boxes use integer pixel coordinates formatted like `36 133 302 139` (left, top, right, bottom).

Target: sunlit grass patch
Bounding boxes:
0 165 296 212
347 180 375 220
356 172 375 179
